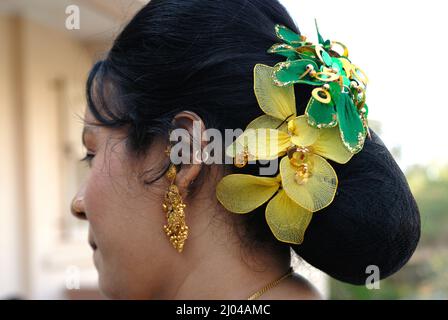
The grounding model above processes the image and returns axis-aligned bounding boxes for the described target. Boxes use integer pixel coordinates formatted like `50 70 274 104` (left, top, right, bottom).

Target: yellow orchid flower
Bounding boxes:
216 174 313 244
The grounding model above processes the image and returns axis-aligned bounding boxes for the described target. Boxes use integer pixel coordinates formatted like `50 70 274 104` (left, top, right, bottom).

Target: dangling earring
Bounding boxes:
162 163 189 253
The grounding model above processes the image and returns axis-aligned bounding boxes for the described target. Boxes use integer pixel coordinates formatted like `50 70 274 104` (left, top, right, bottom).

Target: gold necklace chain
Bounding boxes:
247 267 294 300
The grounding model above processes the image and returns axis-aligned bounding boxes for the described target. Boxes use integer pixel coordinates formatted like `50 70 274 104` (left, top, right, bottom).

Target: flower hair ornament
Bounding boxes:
216 21 371 245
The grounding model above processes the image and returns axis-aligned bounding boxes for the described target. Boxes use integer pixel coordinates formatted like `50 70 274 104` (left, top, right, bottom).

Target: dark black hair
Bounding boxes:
86 0 420 285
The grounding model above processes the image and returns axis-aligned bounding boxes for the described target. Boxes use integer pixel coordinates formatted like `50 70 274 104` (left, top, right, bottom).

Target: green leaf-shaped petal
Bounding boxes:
315 19 326 46
275 24 302 46
329 82 343 110
337 93 367 153
321 49 333 67
362 103 369 117
305 98 338 129
331 57 344 76
273 60 322 87
268 43 299 60
314 19 331 49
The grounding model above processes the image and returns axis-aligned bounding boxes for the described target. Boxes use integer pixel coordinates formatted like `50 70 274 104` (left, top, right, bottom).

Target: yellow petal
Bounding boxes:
312 126 354 164
246 114 287 132
226 129 290 161
280 155 337 212
225 130 258 160
254 64 296 121
216 174 280 214
288 116 320 147
266 190 313 244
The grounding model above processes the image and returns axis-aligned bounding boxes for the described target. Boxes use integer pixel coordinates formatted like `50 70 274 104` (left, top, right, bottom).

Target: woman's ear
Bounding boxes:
170 111 206 194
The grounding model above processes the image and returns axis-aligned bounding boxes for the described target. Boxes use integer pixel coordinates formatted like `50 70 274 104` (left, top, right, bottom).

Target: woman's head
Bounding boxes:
71 0 420 298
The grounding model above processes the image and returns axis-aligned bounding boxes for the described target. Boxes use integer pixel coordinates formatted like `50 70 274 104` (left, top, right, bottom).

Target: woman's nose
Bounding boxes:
71 196 87 220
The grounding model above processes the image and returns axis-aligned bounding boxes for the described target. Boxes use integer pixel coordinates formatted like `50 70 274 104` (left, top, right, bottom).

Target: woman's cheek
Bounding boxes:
84 172 118 247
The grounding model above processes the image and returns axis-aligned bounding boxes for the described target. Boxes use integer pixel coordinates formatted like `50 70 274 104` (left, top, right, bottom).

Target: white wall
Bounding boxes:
21 17 98 299
0 15 22 299
0 14 99 299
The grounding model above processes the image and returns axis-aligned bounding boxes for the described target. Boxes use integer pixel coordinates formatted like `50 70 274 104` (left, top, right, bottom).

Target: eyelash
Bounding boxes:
80 153 95 167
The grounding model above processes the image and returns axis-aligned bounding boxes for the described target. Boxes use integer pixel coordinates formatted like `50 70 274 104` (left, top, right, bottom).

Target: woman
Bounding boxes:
70 0 420 299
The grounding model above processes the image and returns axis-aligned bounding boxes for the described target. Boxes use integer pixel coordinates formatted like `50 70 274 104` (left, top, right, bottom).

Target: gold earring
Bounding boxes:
162 164 189 253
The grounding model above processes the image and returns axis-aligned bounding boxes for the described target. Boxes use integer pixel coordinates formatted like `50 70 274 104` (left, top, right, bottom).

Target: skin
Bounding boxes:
71 108 320 300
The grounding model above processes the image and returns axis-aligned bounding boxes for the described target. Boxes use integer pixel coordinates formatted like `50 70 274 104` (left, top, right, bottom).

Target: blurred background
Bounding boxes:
0 0 446 299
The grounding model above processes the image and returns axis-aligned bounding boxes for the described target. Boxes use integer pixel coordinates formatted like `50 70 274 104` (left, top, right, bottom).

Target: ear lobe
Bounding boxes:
175 162 202 194
171 111 206 193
